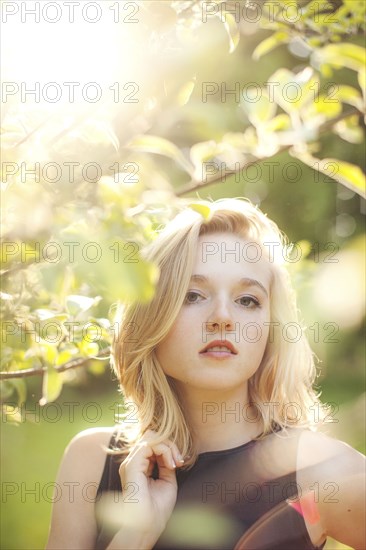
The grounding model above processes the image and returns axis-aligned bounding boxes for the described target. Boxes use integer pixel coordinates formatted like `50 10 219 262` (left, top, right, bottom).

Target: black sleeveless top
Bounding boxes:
94 428 327 550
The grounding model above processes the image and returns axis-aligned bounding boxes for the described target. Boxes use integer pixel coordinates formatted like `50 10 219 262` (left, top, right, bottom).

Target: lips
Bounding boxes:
199 340 238 355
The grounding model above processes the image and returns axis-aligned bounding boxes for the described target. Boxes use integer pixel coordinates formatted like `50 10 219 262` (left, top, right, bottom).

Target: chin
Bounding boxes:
185 374 249 392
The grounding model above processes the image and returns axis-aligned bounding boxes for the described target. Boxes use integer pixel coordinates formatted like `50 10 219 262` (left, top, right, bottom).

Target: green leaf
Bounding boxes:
2 404 22 424
190 140 224 167
222 132 253 150
221 12 240 53
78 341 99 357
40 342 58 364
87 359 108 376
253 32 288 60
334 85 364 110
188 203 213 220
302 93 342 124
34 311 69 340
66 295 100 316
11 378 27 405
97 174 142 209
327 160 366 196
343 0 366 8
55 348 77 366
334 116 364 144
265 114 291 132
127 135 194 175
297 153 366 198
34 310 68 322
190 140 229 181
241 91 277 125
40 367 63 405
267 67 317 113
314 43 366 73
177 78 196 106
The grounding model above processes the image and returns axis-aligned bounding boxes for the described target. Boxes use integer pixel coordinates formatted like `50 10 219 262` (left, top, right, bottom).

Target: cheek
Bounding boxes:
243 324 267 346
165 312 192 341
253 308 271 348
261 310 271 343
155 321 186 364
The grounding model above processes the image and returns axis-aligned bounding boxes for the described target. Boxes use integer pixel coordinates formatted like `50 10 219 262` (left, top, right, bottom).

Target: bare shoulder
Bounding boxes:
46 427 117 550
300 428 363 453
64 426 116 462
296 429 365 550
59 426 117 486
297 428 365 480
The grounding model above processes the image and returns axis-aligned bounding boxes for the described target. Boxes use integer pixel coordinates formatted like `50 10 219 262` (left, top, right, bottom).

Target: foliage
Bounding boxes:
1 0 365 419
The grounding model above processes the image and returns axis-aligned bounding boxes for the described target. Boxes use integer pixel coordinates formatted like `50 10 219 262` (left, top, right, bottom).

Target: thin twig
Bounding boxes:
0 347 111 380
175 106 361 196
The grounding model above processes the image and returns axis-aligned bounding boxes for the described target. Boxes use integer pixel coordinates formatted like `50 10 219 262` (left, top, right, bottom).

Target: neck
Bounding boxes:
175 383 264 454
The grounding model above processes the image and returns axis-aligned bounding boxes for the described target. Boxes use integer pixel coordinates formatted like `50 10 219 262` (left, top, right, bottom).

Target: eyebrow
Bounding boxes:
190 275 269 297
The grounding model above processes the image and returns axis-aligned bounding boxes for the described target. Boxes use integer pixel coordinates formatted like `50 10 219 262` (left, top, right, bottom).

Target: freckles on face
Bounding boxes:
155 233 272 391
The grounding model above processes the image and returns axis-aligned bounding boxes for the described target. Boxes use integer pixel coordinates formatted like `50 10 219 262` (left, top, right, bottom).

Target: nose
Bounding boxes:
206 294 235 330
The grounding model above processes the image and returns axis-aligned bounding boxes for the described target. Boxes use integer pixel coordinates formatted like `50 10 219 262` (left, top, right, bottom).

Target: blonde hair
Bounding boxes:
111 198 325 467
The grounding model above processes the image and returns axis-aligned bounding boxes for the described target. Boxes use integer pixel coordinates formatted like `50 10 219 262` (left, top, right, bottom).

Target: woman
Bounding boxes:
46 198 365 550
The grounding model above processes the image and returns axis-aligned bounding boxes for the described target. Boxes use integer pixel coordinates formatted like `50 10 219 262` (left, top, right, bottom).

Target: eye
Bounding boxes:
184 291 204 305
236 295 261 308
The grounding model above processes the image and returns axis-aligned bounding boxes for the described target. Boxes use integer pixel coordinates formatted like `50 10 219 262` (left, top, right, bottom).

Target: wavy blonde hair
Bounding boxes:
111 198 325 467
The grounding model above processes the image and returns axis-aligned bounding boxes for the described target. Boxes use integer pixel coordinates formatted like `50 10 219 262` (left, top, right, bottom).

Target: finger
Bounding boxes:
148 443 176 470
122 440 176 475
138 434 176 468
169 444 185 467
141 432 185 468
154 453 178 484
121 434 184 476
119 445 152 482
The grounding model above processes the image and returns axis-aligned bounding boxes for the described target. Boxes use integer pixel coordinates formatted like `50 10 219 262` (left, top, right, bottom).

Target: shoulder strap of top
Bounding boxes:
97 427 126 496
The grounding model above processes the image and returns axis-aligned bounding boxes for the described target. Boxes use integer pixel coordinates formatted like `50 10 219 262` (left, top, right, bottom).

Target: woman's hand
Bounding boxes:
113 430 185 547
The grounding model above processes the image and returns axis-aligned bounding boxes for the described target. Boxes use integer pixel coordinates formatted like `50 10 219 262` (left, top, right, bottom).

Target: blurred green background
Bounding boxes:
1 1 365 549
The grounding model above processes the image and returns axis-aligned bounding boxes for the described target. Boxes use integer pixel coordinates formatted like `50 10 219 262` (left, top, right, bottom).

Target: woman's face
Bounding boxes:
155 232 272 393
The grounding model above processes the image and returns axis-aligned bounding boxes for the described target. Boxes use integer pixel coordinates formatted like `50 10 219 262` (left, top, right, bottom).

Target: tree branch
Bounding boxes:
175 106 362 196
0 347 111 380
